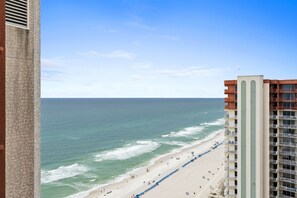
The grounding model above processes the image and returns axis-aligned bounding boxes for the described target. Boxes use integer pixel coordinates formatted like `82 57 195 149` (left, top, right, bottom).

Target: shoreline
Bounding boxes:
82 130 225 198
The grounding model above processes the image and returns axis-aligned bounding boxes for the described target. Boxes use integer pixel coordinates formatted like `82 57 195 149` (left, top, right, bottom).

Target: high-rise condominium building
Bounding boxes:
224 75 297 198
0 0 40 197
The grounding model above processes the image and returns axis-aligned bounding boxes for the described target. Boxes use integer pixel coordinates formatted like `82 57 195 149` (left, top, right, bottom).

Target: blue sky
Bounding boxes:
41 0 297 98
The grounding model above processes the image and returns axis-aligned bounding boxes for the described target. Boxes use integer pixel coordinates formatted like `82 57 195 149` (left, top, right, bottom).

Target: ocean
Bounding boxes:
41 98 224 198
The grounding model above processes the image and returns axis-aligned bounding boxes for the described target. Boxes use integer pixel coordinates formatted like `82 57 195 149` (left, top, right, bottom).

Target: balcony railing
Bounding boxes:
279 159 296 166
280 186 297 193
225 158 236 163
280 98 297 102
280 177 297 184
270 115 278 119
225 123 237 128
225 150 236 154
279 124 297 129
224 189 237 197
270 124 278 128
279 168 297 174
270 176 279 181
225 141 237 145
270 151 279 155
270 142 278 146
279 89 297 93
225 130 237 136
279 151 297 156
270 159 278 164
225 173 237 179
270 168 279 173
279 106 297 110
279 115 297 120
269 185 279 191
279 142 297 147
270 132 278 137
279 133 297 138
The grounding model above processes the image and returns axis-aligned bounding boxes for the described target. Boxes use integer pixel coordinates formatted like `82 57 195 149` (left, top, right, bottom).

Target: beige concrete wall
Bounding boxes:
263 83 270 198
237 75 264 198
5 0 40 197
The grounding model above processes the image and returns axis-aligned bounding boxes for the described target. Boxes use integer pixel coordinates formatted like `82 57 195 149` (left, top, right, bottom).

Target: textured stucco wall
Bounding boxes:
5 0 40 197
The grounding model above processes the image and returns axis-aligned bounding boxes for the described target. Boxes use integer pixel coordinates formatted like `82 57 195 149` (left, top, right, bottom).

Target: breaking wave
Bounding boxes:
161 126 205 138
200 118 224 126
41 164 89 184
95 140 160 161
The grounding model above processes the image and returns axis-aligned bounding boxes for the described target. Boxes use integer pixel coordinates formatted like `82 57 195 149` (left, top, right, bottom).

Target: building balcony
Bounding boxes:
224 89 237 94
278 106 297 110
279 115 297 120
280 98 297 102
224 98 237 103
279 159 296 166
225 104 237 110
270 132 278 137
270 159 278 164
270 124 278 128
224 188 237 197
270 142 278 146
270 168 279 173
280 186 297 193
270 176 279 181
225 150 236 154
270 115 278 119
225 123 238 128
279 89 297 93
280 177 297 184
228 167 237 171
279 168 297 174
225 114 237 119
225 158 236 163
227 176 237 181
224 80 237 86
269 185 279 191
279 124 297 129
279 133 297 138
225 130 237 136
279 195 297 198
279 151 297 156
225 140 237 145
270 97 280 102
279 142 297 147
270 151 279 155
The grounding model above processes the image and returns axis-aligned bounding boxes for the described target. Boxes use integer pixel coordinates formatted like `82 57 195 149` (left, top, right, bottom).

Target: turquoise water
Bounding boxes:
41 98 224 198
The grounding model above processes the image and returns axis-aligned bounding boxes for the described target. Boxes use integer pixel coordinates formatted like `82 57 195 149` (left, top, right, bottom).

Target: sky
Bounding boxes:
41 0 297 98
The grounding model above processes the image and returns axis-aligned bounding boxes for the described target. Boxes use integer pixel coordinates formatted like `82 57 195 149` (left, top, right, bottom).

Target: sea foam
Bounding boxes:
200 118 224 126
95 140 160 161
161 118 224 138
41 163 89 184
161 126 204 138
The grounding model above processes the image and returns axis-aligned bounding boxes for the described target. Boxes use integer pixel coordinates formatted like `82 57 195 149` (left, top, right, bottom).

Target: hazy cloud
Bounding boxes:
128 21 156 31
132 63 151 69
155 67 227 78
41 58 64 68
158 35 180 41
42 70 66 81
80 50 136 60
130 74 144 80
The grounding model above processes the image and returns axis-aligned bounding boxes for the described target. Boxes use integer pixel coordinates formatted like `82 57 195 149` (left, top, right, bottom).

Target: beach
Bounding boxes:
85 131 225 198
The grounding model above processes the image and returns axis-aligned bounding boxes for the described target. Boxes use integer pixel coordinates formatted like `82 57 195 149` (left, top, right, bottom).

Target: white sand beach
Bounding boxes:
85 132 225 198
